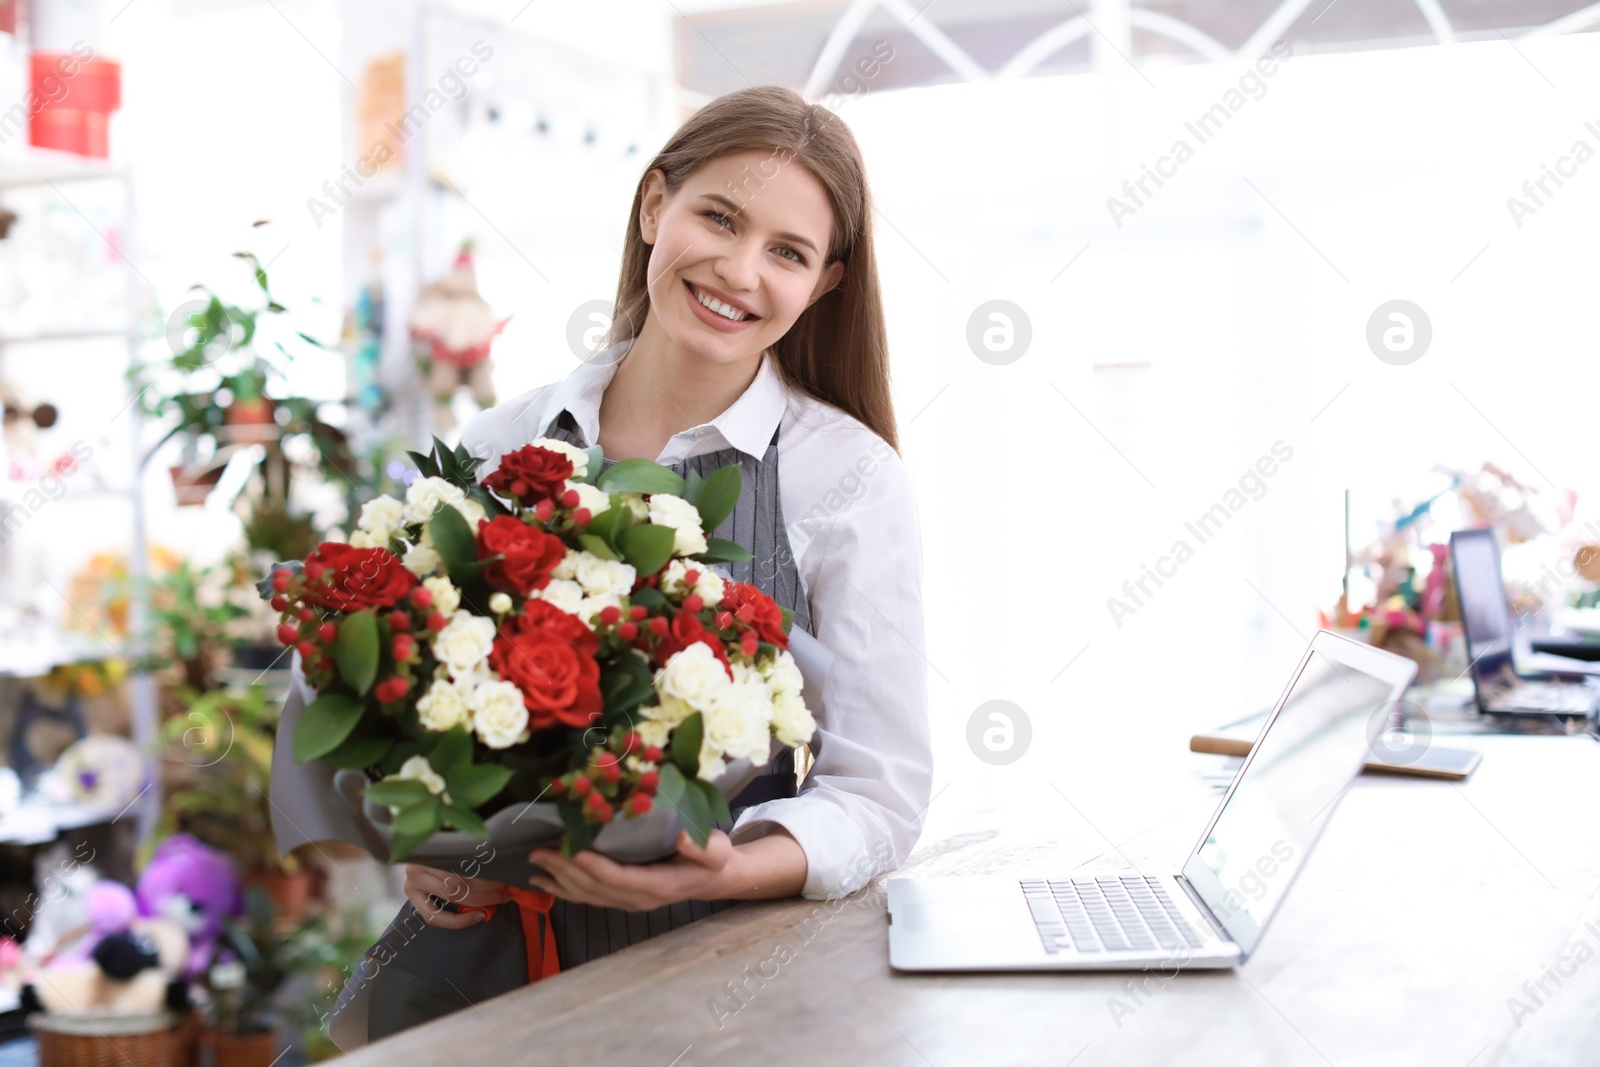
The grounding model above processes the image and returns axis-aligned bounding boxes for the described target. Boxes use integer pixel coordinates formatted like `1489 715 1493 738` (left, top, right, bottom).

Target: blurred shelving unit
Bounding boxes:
0 145 159 844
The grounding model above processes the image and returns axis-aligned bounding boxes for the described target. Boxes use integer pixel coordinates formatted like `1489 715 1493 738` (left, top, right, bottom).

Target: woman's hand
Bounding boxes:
528 826 808 908
402 864 513 929
528 829 740 912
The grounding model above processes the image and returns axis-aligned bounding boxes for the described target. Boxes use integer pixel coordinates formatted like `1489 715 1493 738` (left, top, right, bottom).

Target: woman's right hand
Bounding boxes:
402 864 514 929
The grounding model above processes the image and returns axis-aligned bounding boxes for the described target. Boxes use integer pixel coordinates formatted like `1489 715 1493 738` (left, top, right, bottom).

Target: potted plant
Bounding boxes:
152 685 315 926
139 559 251 692
204 886 293 1067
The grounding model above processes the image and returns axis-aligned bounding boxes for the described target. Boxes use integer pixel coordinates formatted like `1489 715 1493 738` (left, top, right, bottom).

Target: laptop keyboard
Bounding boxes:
1486 683 1598 714
1020 876 1206 954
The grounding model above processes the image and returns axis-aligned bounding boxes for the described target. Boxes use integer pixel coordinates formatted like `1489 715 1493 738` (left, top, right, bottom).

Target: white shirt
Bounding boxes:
459 341 932 899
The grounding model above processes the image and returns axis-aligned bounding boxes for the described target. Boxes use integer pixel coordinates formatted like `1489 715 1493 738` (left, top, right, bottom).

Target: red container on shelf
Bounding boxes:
28 52 121 158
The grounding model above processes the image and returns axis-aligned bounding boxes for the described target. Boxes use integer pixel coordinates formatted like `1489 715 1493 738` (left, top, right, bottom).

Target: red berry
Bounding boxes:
683 594 703 613
629 794 653 816
510 479 529 498
684 569 700 585
639 769 660 791
271 570 290 592
569 776 592 797
535 499 554 522
303 560 325 580
393 634 415 661
574 508 591 525
270 595 288 612
297 640 315 660
715 611 733 630
629 605 647 621
618 622 638 640
317 622 337 643
561 489 579 508
599 605 621 625
427 611 448 633
643 746 662 763
649 616 667 636
388 610 410 631
741 630 759 656
645 574 659 587
550 777 566 794
410 587 433 609
297 607 314 622
277 623 300 646
622 732 641 754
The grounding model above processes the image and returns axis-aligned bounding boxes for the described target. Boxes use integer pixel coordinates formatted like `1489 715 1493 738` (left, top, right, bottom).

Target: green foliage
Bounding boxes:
331 611 378 695
619 523 675 576
292 693 364 761
691 537 755 564
694 465 741 532
596 459 686 496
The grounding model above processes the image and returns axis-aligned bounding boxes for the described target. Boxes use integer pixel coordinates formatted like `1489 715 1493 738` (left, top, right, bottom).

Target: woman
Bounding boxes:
341 84 931 1045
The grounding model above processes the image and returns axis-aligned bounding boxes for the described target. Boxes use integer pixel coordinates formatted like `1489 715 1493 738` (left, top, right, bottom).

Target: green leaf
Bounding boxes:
445 763 513 808
578 534 618 561
691 538 753 564
388 827 432 863
679 779 714 847
332 610 380 695
620 524 675 577
596 459 685 496
293 693 365 762
320 728 393 770
602 654 655 716
584 503 631 547
429 727 473 774
364 778 430 807
694 465 741 533
393 795 441 835
441 804 489 838
657 762 687 814
671 711 703 777
629 586 665 610
576 446 605 484
683 469 705 506
692 777 733 826
428 503 476 566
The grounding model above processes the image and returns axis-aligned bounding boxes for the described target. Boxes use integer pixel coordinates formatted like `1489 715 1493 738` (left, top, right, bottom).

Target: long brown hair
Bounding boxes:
605 85 898 454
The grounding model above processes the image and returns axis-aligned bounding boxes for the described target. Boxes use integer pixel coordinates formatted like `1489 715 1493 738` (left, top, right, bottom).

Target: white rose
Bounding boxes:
702 664 774 766
577 593 624 629
619 493 650 521
358 495 405 537
551 549 582 581
535 578 584 616
771 689 816 746
566 481 611 518
696 747 727 782
457 497 487 529
403 542 443 578
759 649 805 699
348 529 382 549
575 554 636 599
643 694 696 729
431 612 496 679
661 559 725 604
634 719 671 749
389 755 450 805
423 576 461 616
647 493 709 556
415 678 470 732
488 592 513 615
529 437 589 479
404 476 467 526
654 642 731 711
469 679 531 749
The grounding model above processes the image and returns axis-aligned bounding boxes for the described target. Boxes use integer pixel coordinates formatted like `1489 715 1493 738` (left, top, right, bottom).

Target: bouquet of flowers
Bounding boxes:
263 437 816 863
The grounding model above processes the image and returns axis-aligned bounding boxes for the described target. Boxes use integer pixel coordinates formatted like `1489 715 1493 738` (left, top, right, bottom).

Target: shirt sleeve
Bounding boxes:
727 447 933 899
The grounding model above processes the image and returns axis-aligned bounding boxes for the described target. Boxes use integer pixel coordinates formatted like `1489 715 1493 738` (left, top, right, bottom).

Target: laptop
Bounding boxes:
1449 528 1600 716
887 630 1416 972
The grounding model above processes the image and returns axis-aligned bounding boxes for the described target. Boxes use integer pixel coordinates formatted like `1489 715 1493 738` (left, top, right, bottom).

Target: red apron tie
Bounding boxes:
461 887 560 984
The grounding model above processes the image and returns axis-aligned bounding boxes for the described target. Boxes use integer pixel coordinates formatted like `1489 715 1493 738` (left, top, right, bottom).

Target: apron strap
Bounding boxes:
461 887 560 984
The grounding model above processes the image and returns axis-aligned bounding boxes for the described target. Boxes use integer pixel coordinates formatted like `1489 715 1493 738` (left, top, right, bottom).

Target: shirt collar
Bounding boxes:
538 339 787 464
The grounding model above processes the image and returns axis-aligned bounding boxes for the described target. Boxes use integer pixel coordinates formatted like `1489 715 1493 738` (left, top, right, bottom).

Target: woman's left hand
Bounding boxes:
529 829 741 911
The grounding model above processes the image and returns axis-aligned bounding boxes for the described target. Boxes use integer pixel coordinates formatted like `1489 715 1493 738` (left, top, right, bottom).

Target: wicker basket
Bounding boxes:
29 1009 200 1067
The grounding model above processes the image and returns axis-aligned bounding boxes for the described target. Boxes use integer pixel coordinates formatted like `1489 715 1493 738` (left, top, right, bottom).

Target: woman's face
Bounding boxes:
638 149 845 366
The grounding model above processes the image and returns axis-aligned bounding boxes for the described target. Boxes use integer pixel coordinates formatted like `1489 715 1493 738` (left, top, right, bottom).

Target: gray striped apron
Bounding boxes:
356 407 811 1042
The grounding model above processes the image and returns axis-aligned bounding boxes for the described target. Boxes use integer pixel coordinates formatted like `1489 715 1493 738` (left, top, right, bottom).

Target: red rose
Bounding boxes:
655 609 733 680
301 543 418 613
476 516 567 595
482 444 574 505
720 582 788 649
490 628 602 731
510 598 600 658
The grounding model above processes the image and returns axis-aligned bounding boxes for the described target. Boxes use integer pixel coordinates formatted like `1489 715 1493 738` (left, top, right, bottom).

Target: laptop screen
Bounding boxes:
1450 528 1518 691
1181 636 1408 958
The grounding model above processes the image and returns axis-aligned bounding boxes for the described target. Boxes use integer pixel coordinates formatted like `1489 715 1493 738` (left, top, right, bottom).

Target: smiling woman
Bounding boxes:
330 85 931 1050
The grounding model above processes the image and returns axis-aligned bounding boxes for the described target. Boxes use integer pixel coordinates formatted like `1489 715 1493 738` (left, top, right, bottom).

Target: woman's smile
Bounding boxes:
683 278 760 333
